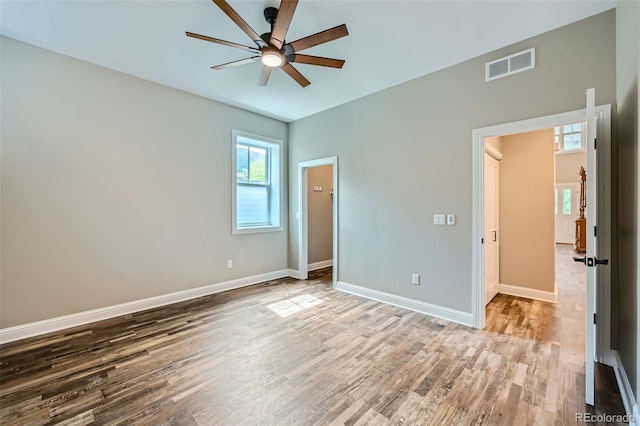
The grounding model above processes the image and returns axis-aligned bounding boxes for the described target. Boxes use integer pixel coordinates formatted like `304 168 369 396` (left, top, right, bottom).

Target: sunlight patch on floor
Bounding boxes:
268 294 324 317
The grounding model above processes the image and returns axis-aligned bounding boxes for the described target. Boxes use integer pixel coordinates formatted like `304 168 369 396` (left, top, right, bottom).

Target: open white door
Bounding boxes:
574 88 608 406
484 150 500 305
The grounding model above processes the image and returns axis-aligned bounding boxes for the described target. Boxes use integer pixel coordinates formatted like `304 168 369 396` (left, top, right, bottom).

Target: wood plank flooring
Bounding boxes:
0 246 627 425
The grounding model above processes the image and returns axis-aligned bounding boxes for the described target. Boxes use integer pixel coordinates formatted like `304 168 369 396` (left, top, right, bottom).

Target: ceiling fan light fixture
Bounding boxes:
261 48 284 67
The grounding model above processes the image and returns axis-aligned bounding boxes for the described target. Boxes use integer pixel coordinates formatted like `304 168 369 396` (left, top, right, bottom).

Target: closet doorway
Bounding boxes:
297 157 338 286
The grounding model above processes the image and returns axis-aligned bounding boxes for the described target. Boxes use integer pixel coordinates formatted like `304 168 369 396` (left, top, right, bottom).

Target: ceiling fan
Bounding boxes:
186 0 349 87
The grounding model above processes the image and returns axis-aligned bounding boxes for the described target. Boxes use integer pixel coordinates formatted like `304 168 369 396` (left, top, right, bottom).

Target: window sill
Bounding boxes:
555 149 586 156
233 225 283 235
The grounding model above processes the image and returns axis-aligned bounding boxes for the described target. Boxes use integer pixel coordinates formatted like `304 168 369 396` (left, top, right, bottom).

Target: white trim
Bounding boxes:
287 269 301 279
484 143 503 161
0 269 293 345
555 181 583 186
231 130 284 235
308 260 333 271
611 350 640 425
499 283 558 303
555 149 587 156
472 103 612 364
297 157 339 289
335 281 473 327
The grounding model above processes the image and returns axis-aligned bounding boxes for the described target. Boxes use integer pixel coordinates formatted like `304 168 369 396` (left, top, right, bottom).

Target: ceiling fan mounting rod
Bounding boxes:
264 7 278 30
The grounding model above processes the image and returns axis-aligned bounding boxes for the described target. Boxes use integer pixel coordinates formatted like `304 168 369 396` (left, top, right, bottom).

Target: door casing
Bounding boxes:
471 105 613 365
297 157 339 287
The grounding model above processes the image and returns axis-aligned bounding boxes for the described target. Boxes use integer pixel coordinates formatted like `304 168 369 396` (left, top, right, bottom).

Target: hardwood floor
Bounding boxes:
0 247 627 425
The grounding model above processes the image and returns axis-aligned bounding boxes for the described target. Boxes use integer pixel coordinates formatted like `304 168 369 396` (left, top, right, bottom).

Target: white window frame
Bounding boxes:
555 122 586 154
231 130 283 234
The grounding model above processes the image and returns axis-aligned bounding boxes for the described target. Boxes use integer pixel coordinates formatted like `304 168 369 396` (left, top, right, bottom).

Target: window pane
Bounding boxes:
563 133 582 150
563 189 572 214
237 185 269 226
573 122 582 132
555 189 558 215
237 145 249 182
249 147 267 183
563 124 572 133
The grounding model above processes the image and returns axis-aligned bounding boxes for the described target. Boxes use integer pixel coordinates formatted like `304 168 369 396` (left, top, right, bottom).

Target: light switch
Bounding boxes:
447 214 456 225
434 214 446 225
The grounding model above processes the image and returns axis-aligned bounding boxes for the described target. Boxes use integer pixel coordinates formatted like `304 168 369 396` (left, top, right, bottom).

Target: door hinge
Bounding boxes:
594 226 597 237
481 238 484 244
594 138 597 149
593 313 597 324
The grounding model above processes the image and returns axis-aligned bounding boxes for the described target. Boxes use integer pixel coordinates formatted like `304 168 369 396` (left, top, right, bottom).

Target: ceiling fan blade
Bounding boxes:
281 63 310 87
292 54 345 69
186 32 260 53
211 56 260 70
212 0 266 48
270 0 298 49
258 65 273 86
288 24 348 52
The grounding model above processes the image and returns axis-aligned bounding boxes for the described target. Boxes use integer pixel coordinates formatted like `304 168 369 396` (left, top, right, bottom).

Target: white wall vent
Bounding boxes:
485 47 536 81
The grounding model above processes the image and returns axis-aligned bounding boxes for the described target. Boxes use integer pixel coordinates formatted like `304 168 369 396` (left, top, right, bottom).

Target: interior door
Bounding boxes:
484 152 500 305
555 183 579 244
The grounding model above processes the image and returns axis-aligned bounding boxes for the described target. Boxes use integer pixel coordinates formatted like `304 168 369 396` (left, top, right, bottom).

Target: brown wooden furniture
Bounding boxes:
576 217 587 253
575 167 587 252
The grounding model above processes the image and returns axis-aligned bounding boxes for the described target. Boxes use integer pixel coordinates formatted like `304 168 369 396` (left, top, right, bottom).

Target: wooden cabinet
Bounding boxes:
575 217 586 252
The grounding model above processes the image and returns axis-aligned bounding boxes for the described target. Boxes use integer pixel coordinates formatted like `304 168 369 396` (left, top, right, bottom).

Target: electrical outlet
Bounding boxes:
412 274 420 285
227 260 233 269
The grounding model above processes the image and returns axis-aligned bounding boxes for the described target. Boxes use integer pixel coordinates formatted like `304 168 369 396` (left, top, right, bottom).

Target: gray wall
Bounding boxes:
288 11 616 313
307 165 333 265
0 37 288 328
615 0 639 401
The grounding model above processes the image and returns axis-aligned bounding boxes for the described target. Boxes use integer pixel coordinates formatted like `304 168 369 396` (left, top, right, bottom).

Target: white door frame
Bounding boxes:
471 105 613 364
297 157 338 287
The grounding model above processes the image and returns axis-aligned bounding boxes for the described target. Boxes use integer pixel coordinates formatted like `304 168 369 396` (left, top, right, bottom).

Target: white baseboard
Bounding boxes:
0 269 293 345
611 350 640 426
499 283 558 303
308 259 333 271
287 269 301 279
335 281 473 327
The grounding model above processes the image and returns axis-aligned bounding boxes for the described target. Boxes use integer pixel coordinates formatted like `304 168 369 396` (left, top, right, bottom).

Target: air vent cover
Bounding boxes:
486 48 535 81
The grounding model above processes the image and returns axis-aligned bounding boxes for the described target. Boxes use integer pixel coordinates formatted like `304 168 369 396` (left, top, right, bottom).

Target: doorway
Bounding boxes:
307 165 334 272
472 105 612 364
482 128 557 306
297 157 338 287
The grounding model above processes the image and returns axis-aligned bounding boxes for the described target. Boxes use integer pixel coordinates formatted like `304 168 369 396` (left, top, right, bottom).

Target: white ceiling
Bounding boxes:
1 0 616 122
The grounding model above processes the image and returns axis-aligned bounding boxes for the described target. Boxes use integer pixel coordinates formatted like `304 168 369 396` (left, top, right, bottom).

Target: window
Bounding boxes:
232 131 282 234
563 189 572 214
555 122 585 153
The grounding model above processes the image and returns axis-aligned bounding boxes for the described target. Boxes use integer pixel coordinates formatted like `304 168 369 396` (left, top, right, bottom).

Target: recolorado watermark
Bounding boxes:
575 413 635 423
